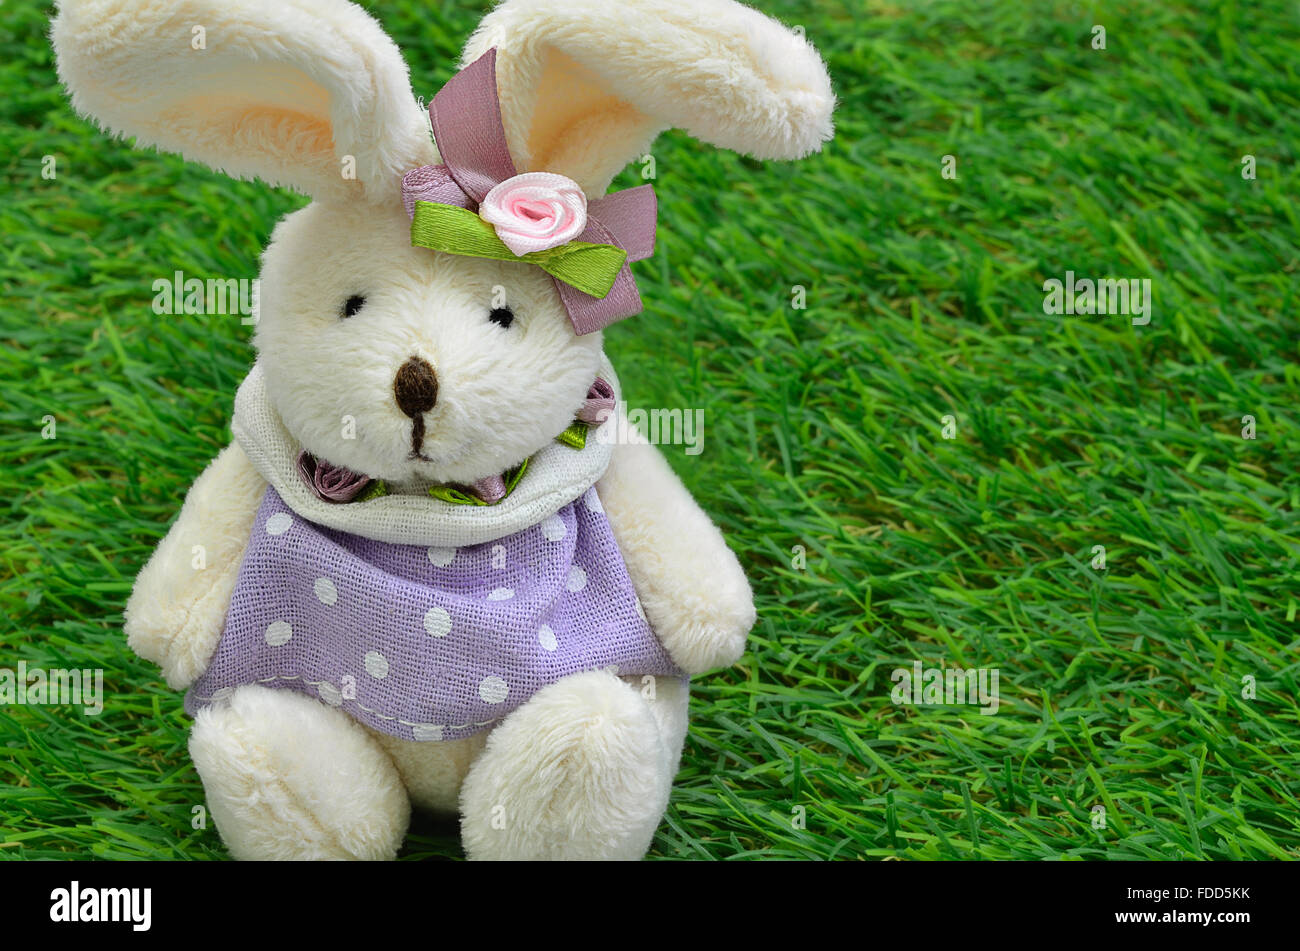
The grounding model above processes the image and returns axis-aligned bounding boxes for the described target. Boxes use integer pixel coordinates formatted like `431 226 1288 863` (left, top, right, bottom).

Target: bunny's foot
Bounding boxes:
189 685 410 860
459 669 689 860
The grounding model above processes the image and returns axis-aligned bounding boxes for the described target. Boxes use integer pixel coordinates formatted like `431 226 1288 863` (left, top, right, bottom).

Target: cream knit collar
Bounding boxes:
230 360 616 548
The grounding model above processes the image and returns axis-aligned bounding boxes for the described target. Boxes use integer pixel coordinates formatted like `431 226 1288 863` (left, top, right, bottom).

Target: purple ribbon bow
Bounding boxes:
402 49 658 335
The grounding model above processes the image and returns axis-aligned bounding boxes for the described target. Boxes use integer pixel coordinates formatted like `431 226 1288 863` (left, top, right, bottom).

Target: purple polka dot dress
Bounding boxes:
186 484 684 741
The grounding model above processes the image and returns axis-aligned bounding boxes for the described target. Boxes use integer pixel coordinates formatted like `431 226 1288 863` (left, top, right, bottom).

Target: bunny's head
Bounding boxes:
53 0 834 490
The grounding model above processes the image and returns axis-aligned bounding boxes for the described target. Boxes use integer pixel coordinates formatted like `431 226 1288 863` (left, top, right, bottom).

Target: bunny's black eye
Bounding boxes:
488 306 515 329
341 295 366 318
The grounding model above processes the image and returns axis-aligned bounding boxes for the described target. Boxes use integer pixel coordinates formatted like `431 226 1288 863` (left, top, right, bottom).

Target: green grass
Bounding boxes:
3 0 1299 860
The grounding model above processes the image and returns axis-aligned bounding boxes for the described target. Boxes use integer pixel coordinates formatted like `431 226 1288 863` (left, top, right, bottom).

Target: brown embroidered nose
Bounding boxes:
394 356 438 418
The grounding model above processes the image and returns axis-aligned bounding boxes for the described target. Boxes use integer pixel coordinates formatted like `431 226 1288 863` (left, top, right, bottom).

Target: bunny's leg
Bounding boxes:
189 684 410 860
459 669 689 860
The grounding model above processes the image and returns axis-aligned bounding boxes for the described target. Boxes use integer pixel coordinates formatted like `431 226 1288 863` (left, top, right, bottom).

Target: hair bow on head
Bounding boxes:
402 49 658 335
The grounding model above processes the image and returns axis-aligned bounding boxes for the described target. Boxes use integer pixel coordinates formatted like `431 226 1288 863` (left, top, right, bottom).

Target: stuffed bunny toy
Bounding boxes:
52 0 834 860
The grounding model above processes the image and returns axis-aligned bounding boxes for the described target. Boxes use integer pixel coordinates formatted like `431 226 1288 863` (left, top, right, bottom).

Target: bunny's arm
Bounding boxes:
124 442 267 689
596 433 756 675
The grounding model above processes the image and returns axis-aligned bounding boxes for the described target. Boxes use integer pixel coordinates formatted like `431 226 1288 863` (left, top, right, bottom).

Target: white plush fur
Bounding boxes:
370 730 488 815
371 670 691 826
255 197 604 488
189 685 410 860
53 0 835 860
459 669 686 860
596 415 756 674
51 0 433 201
124 441 267 688
466 0 837 193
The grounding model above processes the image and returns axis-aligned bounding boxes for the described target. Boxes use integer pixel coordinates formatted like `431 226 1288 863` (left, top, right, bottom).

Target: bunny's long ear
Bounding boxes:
51 0 432 202
461 0 835 195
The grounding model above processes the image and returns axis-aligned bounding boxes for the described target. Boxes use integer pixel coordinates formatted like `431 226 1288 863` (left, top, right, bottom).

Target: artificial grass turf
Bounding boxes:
2 0 1298 860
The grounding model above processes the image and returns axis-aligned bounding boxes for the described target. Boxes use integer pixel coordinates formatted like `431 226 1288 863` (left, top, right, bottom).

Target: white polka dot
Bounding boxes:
491 544 507 569
538 625 557 652
604 664 621 676
265 512 293 536
313 577 338 605
487 587 515 601
423 605 452 638
584 488 603 513
634 598 648 622
412 723 444 741
364 651 389 679
264 620 293 646
478 676 509 704
541 514 567 542
317 682 343 706
427 547 456 567
566 566 587 592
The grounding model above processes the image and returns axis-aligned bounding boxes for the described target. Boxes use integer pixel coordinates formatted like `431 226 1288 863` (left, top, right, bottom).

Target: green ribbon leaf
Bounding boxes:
427 484 485 506
411 201 627 299
555 420 589 450
353 479 389 503
427 459 530 506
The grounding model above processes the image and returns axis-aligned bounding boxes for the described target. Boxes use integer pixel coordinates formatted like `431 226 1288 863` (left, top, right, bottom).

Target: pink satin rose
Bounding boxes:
296 450 373 504
479 172 588 257
577 376 616 425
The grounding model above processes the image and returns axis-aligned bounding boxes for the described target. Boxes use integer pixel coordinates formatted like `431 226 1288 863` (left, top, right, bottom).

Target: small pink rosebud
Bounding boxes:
297 450 373 504
577 377 616 425
480 172 588 256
